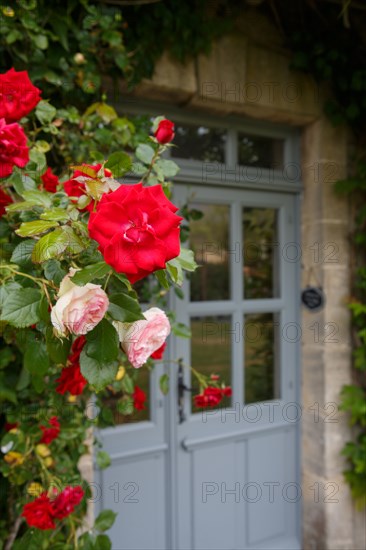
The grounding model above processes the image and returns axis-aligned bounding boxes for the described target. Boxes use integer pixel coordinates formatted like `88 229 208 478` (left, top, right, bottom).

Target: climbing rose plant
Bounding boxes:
0 69 231 548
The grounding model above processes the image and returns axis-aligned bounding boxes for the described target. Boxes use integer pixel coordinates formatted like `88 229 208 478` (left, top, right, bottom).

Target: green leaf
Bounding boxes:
136 143 155 165
40 208 70 222
121 373 134 394
94 510 117 532
33 34 48 49
167 248 197 286
6 200 39 213
7 172 36 195
28 149 47 172
43 259 66 285
0 347 15 369
24 335 49 375
10 240 35 265
0 373 17 403
105 151 132 177
34 140 51 153
35 100 57 125
171 322 191 338
70 262 111 285
176 248 198 272
159 373 169 395
85 320 119 362
96 103 118 123
80 354 118 392
154 269 170 289
16 220 58 237
32 228 68 263
95 534 112 550
96 450 111 470
166 261 182 286
45 327 71 364
107 293 145 323
1 288 41 327
23 190 52 207
155 159 179 177
16 367 31 391
63 225 88 255
117 397 134 415
111 272 132 291
0 282 22 307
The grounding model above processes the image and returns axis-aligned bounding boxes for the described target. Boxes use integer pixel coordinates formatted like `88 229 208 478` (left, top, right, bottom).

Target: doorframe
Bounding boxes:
95 101 303 549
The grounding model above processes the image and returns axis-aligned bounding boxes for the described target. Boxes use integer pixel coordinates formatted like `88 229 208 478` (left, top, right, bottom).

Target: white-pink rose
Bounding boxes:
51 268 109 336
113 307 170 368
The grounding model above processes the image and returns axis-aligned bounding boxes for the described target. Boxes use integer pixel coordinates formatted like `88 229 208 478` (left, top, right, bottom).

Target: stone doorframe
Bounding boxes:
102 26 365 550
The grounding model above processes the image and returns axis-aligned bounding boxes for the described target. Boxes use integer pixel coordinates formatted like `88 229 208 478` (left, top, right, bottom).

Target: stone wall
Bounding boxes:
104 10 365 550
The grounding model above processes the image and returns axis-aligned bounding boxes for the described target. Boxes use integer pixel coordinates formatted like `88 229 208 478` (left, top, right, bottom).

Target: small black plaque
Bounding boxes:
301 286 325 312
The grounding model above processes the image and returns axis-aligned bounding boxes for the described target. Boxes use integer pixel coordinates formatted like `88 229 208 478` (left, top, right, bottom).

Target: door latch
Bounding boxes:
177 359 197 424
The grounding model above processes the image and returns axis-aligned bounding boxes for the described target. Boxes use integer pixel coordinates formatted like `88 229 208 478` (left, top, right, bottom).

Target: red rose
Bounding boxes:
0 68 41 122
194 387 223 408
210 374 220 381
88 183 182 283
154 119 175 144
68 335 86 364
39 416 60 444
56 337 87 395
0 188 12 216
22 493 55 530
64 163 113 211
221 386 232 397
0 118 29 178
56 364 87 396
41 167 59 193
4 421 18 431
150 341 167 360
132 385 146 410
51 486 84 519
22 486 84 530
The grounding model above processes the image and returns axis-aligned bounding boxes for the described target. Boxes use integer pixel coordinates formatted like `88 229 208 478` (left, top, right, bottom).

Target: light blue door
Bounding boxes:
95 182 301 550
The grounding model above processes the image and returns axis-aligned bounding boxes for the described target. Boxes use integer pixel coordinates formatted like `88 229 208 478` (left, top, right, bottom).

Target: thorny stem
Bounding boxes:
0 265 56 289
142 144 164 184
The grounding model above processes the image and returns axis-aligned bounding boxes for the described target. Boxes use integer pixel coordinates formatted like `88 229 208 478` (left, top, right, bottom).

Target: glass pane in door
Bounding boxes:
244 312 279 404
191 315 232 412
243 207 279 299
189 203 230 301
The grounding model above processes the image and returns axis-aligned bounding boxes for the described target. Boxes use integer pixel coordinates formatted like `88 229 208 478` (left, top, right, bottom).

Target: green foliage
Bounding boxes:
336 160 366 508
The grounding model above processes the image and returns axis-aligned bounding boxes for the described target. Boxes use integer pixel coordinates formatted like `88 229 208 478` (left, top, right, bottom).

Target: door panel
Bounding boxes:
172 185 300 550
100 453 167 550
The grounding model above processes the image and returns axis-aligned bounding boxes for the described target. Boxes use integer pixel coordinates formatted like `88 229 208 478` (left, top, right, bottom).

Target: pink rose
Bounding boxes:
113 307 170 368
51 268 109 336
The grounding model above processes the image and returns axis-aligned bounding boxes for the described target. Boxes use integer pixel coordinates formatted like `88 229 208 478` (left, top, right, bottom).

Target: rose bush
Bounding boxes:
0 69 229 548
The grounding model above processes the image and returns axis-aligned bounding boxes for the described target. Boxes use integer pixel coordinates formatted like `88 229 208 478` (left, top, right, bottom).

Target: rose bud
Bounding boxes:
154 119 175 144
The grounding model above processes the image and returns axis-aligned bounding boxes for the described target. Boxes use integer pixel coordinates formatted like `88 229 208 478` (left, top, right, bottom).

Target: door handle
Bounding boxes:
177 360 197 424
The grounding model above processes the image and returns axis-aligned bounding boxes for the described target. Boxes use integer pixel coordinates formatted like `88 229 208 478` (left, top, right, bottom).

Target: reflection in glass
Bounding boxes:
171 124 226 162
189 203 230 301
243 207 278 299
244 313 279 404
102 367 150 425
238 133 284 169
191 315 232 412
